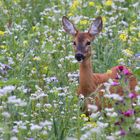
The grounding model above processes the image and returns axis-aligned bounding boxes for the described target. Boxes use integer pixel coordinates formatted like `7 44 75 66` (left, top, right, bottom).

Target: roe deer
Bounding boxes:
62 16 137 115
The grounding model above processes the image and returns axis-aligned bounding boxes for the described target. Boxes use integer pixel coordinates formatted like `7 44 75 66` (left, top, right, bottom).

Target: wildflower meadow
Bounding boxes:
0 0 140 140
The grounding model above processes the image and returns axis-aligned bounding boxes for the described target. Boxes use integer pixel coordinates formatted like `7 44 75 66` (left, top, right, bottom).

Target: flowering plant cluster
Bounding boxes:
0 0 140 139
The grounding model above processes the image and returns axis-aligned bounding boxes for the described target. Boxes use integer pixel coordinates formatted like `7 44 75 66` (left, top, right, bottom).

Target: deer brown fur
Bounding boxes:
62 16 137 115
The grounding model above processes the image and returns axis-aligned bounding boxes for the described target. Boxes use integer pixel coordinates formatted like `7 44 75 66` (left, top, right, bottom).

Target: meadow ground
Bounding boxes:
0 0 140 140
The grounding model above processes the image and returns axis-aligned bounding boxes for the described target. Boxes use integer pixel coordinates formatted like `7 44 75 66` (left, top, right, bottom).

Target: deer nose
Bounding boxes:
75 53 85 62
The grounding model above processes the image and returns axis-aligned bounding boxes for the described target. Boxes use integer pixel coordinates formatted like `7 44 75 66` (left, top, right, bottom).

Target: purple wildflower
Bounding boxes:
118 65 124 71
120 129 127 136
117 65 132 75
123 69 131 75
123 110 134 117
128 93 137 99
111 81 120 86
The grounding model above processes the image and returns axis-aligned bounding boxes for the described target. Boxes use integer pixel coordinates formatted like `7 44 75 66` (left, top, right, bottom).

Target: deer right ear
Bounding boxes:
62 16 77 36
88 16 103 36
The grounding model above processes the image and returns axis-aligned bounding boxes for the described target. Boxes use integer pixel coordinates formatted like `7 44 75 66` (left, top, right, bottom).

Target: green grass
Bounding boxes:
0 0 140 140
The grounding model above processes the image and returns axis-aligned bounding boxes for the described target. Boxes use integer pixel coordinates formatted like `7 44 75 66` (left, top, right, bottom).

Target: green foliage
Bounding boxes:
0 0 140 140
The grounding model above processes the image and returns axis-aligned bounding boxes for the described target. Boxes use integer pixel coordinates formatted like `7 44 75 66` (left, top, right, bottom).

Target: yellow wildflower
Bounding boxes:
43 66 48 72
96 5 102 10
33 56 41 61
32 26 38 31
89 2 95 7
23 40 28 45
0 30 5 36
129 25 136 31
68 13 73 17
32 67 36 71
0 1 2 6
14 0 20 3
105 0 113 6
131 37 138 42
119 33 128 41
122 49 133 57
80 114 86 118
0 45 7 49
102 16 106 23
125 49 133 55
80 20 88 25
92 122 97 127
80 114 89 121
107 70 112 74
138 32 140 38
117 58 125 64
70 0 79 11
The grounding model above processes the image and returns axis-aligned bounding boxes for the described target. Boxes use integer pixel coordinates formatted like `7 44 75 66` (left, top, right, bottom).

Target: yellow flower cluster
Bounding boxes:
70 0 79 11
89 2 95 7
122 49 134 57
80 114 89 121
107 69 112 74
0 45 7 49
0 30 5 36
14 0 20 2
33 56 41 61
80 19 89 25
138 32 140 38
32 26 39 31
0 1 2 6
119 33 128 41
102 16 106 23
131 37 138 42
105 0 113 6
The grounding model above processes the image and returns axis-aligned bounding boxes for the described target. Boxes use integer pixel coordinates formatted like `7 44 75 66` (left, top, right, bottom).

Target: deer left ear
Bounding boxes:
62 16 77 36
88 16 103 36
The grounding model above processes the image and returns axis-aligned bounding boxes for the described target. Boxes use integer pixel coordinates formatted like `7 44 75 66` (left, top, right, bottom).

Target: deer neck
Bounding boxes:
79 58 97 96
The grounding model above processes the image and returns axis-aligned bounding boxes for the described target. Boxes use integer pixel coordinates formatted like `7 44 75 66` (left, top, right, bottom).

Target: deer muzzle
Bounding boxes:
75 53 85 62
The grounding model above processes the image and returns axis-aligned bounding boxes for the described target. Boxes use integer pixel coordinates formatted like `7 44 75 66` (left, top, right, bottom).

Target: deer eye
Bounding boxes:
73 41 76 46
86 41 91 46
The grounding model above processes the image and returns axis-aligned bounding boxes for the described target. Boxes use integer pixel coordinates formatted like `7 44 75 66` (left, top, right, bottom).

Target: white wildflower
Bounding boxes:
104 93 123 101
44 103 52 108
36 103 41 108
0 85 15 95
8 96 27 106
136 118 140 123
2 112 11 118
19 125 27 130
0 127 3 132
134 123 140 130
12 126 18 133
30 124 42 131
105 108 114 112
10 136 18 140
39 120 52 127
59 101 63 105
137 95 140 105
97 121 108 128
42 130 48 135
66 137 77 140
107 112 118 117
106 135 116 140
88 104 98 112
90 111 101 119
135 85 140 92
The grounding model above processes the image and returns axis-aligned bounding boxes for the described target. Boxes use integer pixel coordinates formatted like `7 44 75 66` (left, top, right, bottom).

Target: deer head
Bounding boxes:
62 16 103 62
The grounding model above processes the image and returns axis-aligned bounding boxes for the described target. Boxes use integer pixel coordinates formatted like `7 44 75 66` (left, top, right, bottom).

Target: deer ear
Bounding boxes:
88 16 103 36
62 16 77 36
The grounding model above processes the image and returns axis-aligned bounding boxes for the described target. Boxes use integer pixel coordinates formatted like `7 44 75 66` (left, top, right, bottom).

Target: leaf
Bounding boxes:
0 78 22 87
134 68 140 78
